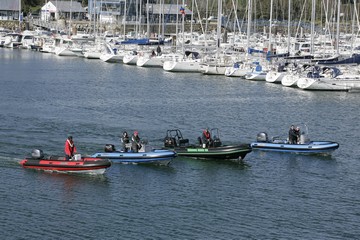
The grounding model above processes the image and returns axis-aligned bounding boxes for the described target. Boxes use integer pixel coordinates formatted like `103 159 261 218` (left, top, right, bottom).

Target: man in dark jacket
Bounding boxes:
288 125 298 144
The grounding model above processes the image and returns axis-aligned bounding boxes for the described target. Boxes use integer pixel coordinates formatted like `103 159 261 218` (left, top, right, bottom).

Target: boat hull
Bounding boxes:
297 77 360 91
163 60 201 72
250 141 339 154
168 144 252 160
20 156 112 174
91 149 176 165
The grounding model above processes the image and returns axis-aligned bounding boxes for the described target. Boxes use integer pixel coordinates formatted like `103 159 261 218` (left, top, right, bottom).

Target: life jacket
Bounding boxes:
203 130 211 139
65 139 76 156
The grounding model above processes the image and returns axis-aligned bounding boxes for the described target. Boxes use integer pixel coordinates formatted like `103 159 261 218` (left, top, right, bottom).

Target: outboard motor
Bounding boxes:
31 149 44 159
164 137 177 148
256 132 268 142
104 144 116 152
299 133 310 144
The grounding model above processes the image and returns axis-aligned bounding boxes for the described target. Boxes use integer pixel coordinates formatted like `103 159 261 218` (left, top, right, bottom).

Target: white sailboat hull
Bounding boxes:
163 60 201 72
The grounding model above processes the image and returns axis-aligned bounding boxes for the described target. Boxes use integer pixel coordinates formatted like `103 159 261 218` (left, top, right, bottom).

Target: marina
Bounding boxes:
2 1 360 91
1 0 360 239
1 42 360 239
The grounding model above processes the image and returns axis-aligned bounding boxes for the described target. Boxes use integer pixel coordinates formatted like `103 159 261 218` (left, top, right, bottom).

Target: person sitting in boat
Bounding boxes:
288 125 298 144
121 131 130 152
202 128 213 147
131 131 142 153
64 136 77 160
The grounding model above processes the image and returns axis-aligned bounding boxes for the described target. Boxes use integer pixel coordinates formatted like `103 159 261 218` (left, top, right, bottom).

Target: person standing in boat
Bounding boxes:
64 136 77 160
202 128 212 147
131 131 142 153
294 126 301 144
288 125 297 144
121 131 130 152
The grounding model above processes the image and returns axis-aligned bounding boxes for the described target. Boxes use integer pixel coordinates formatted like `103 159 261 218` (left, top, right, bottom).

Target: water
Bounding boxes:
1 48 359 239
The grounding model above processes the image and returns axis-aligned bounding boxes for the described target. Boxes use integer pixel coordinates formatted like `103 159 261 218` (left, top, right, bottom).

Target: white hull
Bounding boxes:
163 60 201 72
266 71 286 83
297 77 360 91
100 53 123 63
123 54 138 65
55 47 78 56
224 67 248 77
245 72 267 81
282 73 300 87
137 56 164 67
200 64 226 75
84 51 101 59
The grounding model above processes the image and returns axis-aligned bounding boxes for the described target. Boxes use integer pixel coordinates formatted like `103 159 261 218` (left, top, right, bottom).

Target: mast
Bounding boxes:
287 0 291 53
147 0 150 39
69 0 73 35
310 0 315 54
246 0 252 55
175 0 179 52
18 0 21 31
158 0 162 40
135 0 138 38
268 0 273 55
181 0 185 54
336 0 341 54
215 0 222 60
139 0 142 38
123 0 127 37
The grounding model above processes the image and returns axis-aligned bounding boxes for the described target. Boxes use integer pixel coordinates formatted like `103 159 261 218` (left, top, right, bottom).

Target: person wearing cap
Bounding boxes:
202 128 212 147
64 136 77 160
131 131 141 153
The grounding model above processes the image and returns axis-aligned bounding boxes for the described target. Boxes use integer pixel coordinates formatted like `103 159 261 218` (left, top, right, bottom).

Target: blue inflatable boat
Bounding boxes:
91 144 176 165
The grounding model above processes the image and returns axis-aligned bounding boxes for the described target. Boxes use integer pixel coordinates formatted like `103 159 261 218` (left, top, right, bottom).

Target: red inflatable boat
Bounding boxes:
20 149 111 174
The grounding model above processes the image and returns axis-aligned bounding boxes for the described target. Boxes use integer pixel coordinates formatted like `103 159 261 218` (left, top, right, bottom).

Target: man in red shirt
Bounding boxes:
64 136 77 160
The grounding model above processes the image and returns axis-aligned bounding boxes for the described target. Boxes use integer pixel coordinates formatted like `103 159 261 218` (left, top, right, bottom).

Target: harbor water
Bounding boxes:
1 48 359 239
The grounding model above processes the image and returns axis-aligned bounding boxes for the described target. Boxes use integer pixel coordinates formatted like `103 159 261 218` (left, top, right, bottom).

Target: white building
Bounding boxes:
41 1 86 22
0 0 20 21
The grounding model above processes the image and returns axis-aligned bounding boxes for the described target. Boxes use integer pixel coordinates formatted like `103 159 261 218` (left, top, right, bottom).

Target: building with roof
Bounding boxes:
0 0 20 21
87 0 192 24
41 0 86 22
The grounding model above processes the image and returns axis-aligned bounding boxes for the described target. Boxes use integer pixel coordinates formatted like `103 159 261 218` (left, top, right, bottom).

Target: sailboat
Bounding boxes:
199 0 230 75
163 0 203 72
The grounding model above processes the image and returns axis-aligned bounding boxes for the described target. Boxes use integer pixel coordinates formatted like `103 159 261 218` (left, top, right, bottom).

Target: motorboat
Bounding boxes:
163 129 252 160
250 131 339 155
91 144 176 166
20 149 111 174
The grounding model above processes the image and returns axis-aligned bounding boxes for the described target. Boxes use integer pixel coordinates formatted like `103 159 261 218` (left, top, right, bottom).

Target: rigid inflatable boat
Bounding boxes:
20 149 111 174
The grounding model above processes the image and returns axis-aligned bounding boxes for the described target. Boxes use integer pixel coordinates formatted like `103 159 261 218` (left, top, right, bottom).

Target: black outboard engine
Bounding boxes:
164 137 177 147
104 144 116 152
31 149 44 159
256 132 268 142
